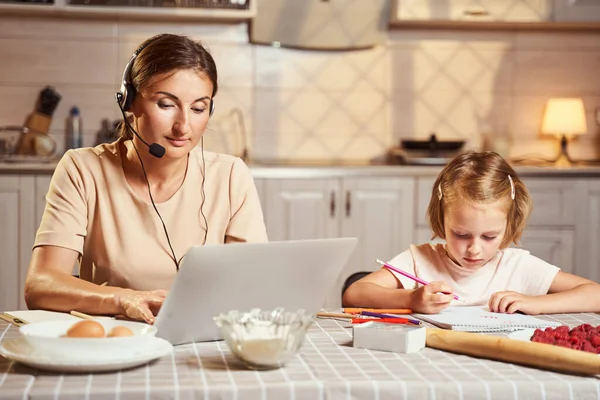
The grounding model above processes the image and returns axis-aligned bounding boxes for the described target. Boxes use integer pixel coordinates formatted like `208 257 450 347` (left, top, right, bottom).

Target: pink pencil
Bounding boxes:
376 259 462 301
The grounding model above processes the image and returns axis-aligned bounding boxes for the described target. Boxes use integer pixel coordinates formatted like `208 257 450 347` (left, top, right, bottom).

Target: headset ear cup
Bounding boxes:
122 84 136 112
209 100 215 117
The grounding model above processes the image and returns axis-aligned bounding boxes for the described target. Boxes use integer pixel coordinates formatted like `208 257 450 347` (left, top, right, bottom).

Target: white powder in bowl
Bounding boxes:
236 338 287 366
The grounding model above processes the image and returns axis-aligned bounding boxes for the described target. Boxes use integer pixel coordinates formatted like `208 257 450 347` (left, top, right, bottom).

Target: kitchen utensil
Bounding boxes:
426 328 600 376
401 134 465 151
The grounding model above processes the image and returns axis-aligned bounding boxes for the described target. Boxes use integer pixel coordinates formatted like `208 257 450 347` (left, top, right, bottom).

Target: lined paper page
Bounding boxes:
412 306 562 332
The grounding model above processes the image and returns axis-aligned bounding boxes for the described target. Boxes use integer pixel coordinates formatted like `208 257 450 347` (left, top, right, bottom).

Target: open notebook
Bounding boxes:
412 306 562 332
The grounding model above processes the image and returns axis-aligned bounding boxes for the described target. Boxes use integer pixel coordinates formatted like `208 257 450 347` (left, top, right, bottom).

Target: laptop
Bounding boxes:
154 237 358 345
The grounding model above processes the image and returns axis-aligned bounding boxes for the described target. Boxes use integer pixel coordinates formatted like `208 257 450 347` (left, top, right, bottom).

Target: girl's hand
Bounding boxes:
113 289 167 324
409 281 454 314
488 291 541 315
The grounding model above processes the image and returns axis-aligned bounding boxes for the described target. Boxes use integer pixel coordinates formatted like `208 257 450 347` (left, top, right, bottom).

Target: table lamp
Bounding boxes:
541 98 587 167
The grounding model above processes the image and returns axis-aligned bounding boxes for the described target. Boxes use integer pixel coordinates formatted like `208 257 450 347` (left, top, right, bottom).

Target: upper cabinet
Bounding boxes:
0 0 256 21
393 0 553 23
390 0 600 29
553 0 600 22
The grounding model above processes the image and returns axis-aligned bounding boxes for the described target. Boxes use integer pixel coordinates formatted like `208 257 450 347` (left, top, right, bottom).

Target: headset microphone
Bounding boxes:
127 122 166 159
115 93 166 159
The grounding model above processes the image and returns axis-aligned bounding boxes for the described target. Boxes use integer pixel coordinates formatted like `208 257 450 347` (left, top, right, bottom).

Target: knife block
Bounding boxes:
15 112 53 155
25 111 52 135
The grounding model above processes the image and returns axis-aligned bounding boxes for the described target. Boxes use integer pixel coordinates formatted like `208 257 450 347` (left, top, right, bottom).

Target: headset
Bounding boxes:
115 36 212 270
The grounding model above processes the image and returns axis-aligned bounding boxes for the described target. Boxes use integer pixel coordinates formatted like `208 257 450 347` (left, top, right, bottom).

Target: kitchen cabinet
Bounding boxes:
553 0 600 22
263 176 415 308
0 0 255 21
575 180 600 283
2 168 600 313
393 0 553 23
0 176 35 312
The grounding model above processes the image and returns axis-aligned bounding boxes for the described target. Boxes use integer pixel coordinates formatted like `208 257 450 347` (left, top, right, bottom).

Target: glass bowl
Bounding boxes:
214 308 314 370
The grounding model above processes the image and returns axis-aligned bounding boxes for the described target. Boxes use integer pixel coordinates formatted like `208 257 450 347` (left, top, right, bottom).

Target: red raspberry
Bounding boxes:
583 342 596 353
570 330 586 339
591 336 600 347
570 336 582 345
555 326 569 335
536 337 555 345
582 324 593 332
545 327 555 333
554 332 570 341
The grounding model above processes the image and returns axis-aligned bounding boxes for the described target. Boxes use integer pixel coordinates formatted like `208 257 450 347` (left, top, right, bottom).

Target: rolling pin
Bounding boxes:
426 328 600 376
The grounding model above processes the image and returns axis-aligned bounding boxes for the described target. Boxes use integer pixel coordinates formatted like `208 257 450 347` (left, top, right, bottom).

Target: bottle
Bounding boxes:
66 106 83 150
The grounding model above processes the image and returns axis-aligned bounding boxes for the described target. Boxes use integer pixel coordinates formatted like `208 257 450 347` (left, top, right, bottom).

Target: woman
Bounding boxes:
24 34 268 323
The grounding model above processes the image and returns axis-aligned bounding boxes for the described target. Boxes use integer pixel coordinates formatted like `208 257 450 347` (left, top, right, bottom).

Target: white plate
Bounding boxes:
0 336 173 372
19 319 157 358
508 328 536 342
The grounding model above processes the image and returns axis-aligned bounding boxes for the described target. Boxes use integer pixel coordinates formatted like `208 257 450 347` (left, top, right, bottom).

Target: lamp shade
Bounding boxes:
541 98 587 136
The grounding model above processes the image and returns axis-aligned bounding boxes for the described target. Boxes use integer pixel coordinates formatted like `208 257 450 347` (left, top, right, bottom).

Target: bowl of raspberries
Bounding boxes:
530 324 600 354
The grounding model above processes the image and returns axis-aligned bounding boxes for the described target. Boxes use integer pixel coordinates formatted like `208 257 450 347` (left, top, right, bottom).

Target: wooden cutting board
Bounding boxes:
426 328 600 376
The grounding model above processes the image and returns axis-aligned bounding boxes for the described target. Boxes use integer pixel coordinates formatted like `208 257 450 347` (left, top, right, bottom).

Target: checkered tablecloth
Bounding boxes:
2 313 600 400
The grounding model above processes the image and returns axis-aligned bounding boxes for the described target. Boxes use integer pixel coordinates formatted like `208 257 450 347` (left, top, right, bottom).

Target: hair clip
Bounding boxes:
508 175 515 200
438 183 443 200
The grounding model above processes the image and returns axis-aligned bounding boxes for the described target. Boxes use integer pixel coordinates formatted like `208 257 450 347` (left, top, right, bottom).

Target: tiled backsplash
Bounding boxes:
0 16 599 162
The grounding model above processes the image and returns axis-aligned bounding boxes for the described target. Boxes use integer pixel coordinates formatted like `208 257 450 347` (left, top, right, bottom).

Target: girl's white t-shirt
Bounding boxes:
386 243 560 305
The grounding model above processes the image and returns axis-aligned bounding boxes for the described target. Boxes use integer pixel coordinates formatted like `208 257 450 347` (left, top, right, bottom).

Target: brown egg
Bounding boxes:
107 326 134 337
65 320 106 338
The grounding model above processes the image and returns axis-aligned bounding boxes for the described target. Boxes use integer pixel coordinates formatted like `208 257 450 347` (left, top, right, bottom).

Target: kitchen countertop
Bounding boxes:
3 159 600 178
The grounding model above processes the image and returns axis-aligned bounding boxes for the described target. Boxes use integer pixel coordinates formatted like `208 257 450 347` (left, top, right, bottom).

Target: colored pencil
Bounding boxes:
316 312 356 319
376 259 462 301
343 308 412 314
360 311 422 325
351 318 416 324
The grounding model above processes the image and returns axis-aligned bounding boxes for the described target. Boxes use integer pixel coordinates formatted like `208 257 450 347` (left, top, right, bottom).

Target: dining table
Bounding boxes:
1 312 600 400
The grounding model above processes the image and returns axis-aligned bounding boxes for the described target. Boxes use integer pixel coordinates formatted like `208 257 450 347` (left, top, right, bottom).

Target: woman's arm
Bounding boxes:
25 246 165 323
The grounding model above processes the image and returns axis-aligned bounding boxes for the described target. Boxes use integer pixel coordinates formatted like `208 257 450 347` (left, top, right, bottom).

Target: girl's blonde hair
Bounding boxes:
426 151 532 248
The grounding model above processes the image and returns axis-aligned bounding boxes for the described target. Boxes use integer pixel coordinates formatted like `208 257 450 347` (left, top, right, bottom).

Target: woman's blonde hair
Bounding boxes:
426 151 532 248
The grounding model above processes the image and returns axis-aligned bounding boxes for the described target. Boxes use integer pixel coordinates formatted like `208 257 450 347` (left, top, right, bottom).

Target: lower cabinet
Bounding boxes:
2 171 600 312
0 176 34 311
262 176 415 308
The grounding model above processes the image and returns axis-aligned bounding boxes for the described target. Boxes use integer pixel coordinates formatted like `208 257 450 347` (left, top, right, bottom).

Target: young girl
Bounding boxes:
343 151 600 315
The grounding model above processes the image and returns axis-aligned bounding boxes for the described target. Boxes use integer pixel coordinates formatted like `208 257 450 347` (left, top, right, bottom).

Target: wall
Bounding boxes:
0 15 599 162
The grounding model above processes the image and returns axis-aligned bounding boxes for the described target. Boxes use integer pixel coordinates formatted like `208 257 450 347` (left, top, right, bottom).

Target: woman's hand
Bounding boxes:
113 289 167 324
409 281 454 314
488 291 541 314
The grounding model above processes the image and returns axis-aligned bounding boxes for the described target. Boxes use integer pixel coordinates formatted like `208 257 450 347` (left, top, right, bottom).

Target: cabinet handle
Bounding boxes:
345 190 351 217
463 9 489 17
330 191 336 217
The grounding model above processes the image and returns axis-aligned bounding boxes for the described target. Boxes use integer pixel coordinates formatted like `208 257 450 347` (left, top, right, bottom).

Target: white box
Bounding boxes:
353 322 426 353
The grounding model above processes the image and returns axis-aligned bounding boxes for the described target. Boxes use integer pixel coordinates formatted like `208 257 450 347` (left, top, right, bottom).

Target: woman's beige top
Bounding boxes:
34 139 268 290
